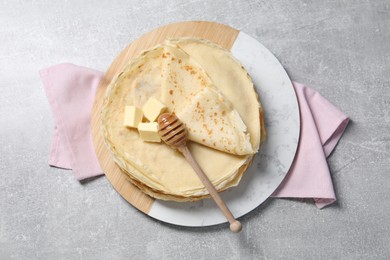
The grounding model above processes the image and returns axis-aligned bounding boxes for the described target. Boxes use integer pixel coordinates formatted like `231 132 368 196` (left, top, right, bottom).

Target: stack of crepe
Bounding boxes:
101 38 265 201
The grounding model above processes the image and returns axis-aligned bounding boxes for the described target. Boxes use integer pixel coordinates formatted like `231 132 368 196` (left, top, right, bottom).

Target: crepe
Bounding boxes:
160 43 252 155
101 38 264 201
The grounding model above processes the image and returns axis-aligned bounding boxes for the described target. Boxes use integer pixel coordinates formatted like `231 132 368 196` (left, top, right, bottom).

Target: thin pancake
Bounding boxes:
101 38 263 200
160 43 252 155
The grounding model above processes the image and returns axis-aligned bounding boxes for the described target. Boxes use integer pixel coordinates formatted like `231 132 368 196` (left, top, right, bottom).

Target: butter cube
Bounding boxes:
142 97 167 122
138 122 161 142
123 106 143 128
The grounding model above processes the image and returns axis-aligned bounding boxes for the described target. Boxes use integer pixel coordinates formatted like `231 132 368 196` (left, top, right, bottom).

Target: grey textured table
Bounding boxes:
1 0 389 259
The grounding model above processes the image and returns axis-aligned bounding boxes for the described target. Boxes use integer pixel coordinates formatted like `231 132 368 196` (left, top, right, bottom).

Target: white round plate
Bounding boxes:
147 32 300 227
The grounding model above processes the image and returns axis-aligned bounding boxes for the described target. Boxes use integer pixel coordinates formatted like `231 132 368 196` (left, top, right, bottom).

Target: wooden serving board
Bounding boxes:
92 21 300 227
91 21 240 214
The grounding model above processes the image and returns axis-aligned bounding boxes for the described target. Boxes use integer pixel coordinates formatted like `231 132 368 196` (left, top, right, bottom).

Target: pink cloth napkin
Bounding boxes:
40 63 104 180
271 82 349 208
40 63 349 207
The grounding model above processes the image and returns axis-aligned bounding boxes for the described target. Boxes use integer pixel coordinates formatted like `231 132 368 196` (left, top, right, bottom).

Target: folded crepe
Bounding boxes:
101 38 264 201
160 43 252 155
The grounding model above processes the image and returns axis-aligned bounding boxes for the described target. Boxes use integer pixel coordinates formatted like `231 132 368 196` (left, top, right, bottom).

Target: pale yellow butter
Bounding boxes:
142 97 167 122
138 122 161 142
123 106 143 128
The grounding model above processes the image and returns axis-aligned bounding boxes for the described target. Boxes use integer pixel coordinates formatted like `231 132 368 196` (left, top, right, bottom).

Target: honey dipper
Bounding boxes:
157 113 242 233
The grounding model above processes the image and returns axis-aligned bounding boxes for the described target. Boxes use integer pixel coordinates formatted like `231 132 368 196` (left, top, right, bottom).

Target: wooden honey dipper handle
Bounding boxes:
179 145 242 233
158 113 242 233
